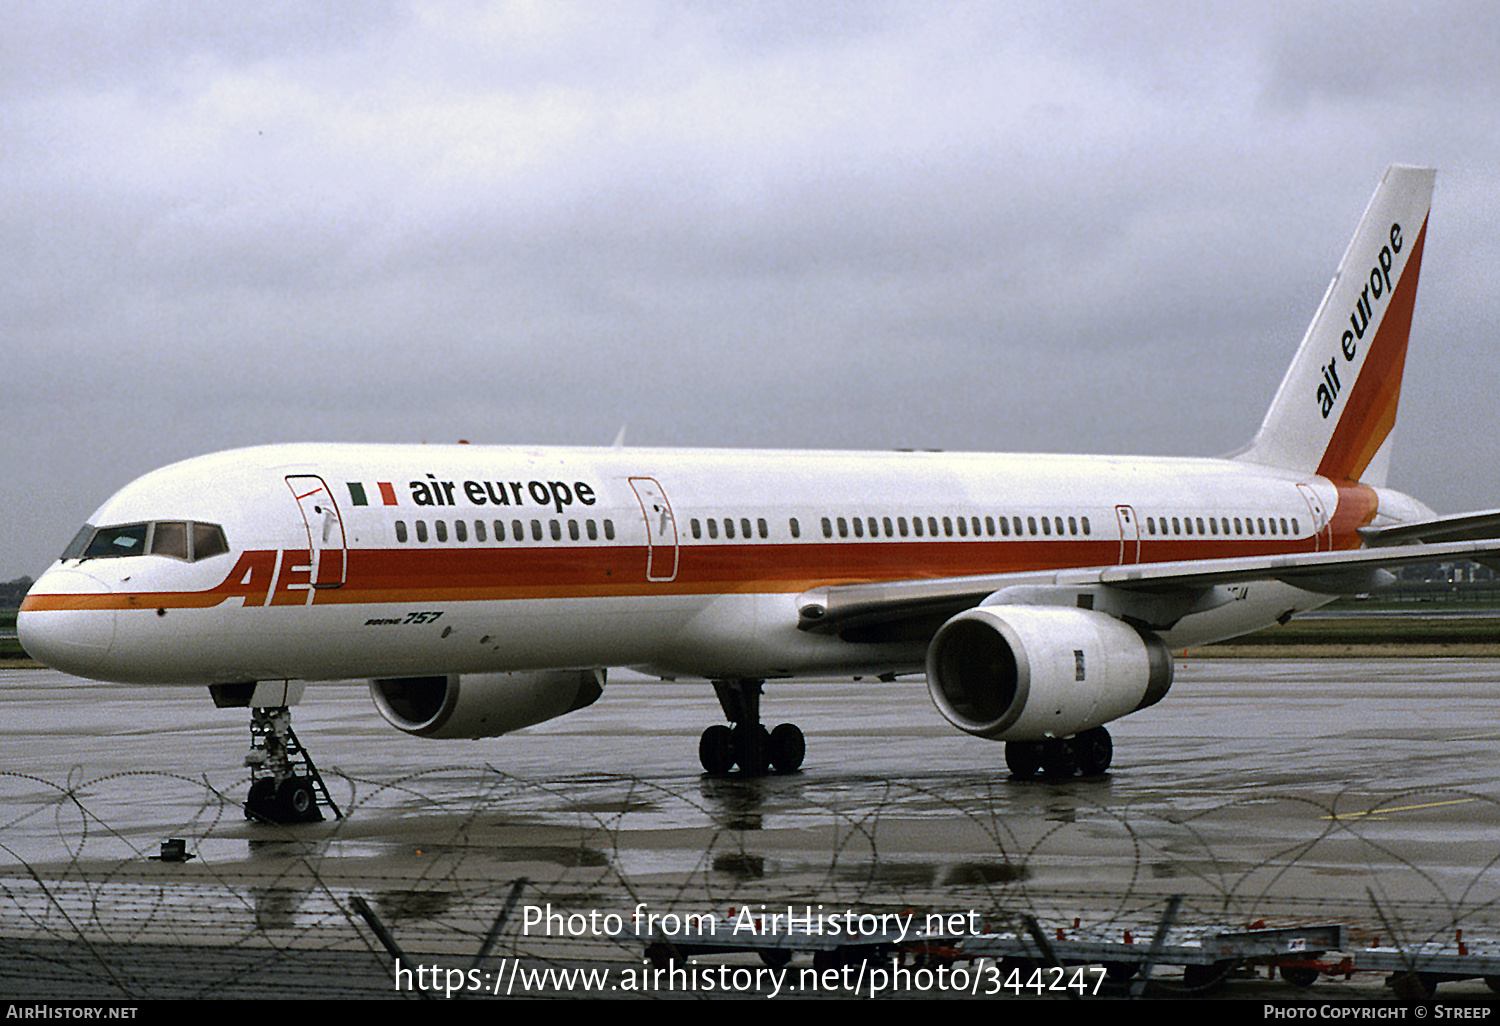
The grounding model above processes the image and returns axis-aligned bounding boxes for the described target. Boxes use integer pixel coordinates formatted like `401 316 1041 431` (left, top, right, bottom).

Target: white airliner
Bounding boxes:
18 166 1500 821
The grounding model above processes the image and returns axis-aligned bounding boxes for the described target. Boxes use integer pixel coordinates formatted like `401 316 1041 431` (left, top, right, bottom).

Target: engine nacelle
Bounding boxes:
926 605 1171 741
370 668 605 739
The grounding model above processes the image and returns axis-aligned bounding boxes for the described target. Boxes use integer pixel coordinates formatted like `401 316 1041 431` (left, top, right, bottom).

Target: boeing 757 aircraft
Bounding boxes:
19 166 1500 821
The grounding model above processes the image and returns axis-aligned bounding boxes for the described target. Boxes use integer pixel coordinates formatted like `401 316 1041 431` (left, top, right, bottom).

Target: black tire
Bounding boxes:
276 777 320 822
759 948 792 969
733 723 770 776
1005 741 1044 779
1182 960 1232 992
1281 965 1318 988
769 723 805 774
699 724 734 775
245 778 277 821
1074 727 1112 776
1039 738 1077 779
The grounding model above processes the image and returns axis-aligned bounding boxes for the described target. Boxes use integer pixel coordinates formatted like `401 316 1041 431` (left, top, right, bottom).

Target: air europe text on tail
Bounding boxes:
1238 165 1434 484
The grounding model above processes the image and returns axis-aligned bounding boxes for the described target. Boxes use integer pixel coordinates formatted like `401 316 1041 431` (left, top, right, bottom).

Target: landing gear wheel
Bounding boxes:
1038 738 1077 779
768 723 805 774
699 724 734 775
733 723 770 776
245 778 277 821
1005 741 1044 779
1074 727 1113 776
276 777 322 823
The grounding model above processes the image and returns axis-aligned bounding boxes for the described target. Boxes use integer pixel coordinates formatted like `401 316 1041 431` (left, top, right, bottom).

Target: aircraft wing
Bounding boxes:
1360 509 1500 546
796 537 1500 637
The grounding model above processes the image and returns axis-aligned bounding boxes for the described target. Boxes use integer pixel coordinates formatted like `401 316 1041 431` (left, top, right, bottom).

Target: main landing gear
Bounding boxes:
1004 726 1113 781
243 707 341 824
698 679 805 777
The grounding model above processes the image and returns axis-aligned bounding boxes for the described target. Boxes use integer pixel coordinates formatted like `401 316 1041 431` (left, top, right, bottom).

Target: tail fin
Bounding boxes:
1237 165 1435 484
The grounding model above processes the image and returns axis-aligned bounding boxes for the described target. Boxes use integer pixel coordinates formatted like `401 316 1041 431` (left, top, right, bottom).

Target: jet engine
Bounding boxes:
925 605 1171 741
370 668 605 739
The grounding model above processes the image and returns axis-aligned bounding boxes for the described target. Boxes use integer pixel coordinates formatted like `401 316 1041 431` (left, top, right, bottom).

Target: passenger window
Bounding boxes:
455 520 467 542
1291 518 1300 535
691 519 702 539
395 521 408 543
604 519 615 540
708 519 719 539
852 517 863 538
569 520 580 541
1027 517 1037 535
821 517 832 539
928 517 939 536
999 517 1010 537
725 518 736 540
884 517 894 537
475 520 486 543
789 517 800 539
912 517 924 538
531 520 543 541
550 520 562 541
898 517 909 537
436 521 448 542
495 520 507 542
587 520 598 540
757 518 768 539
1040 517 1051 536
942 517 953 537
512 519 524 541
416 521 429 543
956 517 967 537
837 517 848 538
744 518 754 539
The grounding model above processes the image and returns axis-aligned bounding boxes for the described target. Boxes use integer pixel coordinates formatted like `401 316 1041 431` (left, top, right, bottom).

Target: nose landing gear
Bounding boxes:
243 707 341 823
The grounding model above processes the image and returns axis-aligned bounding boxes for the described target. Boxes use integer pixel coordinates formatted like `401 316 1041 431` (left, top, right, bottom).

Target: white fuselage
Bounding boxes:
18 442 1406 687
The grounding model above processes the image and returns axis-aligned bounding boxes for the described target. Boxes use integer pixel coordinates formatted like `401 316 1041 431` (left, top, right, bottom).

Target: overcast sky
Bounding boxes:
5 1 1500 578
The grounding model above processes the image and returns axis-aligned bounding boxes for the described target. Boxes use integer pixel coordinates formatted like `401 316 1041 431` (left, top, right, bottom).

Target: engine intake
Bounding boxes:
926 605 1171 741
370 668 605 739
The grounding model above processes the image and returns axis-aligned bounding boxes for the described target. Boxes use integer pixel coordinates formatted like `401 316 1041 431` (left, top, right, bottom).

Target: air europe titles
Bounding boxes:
410 474 598 514
1316 221 1404 419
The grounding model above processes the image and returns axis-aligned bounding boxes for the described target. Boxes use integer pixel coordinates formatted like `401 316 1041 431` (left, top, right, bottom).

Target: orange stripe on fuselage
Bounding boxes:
21 528 1343 612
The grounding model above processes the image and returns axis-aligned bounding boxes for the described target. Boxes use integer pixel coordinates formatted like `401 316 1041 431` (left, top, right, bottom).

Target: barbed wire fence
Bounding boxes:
3 765 1500 999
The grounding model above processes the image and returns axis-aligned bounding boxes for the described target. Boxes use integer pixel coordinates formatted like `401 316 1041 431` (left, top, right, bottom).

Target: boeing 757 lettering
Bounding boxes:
19 166 1500 821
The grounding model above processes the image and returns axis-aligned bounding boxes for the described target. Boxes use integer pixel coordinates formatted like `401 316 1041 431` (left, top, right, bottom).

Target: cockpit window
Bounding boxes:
61 524 96 561
83 523 150 559
151 521 189 559
69 521 230 562
192 523 229 560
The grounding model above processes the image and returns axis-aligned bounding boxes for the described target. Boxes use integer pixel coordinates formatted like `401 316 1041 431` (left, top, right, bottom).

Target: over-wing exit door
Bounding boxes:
628 477 679 582
285 475 348 588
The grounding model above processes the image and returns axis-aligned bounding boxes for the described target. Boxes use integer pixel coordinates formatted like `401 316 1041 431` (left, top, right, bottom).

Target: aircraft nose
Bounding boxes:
17 570 117 678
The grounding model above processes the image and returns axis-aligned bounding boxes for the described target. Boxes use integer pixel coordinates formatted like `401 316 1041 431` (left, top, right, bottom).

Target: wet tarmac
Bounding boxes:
3 658 1500 999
